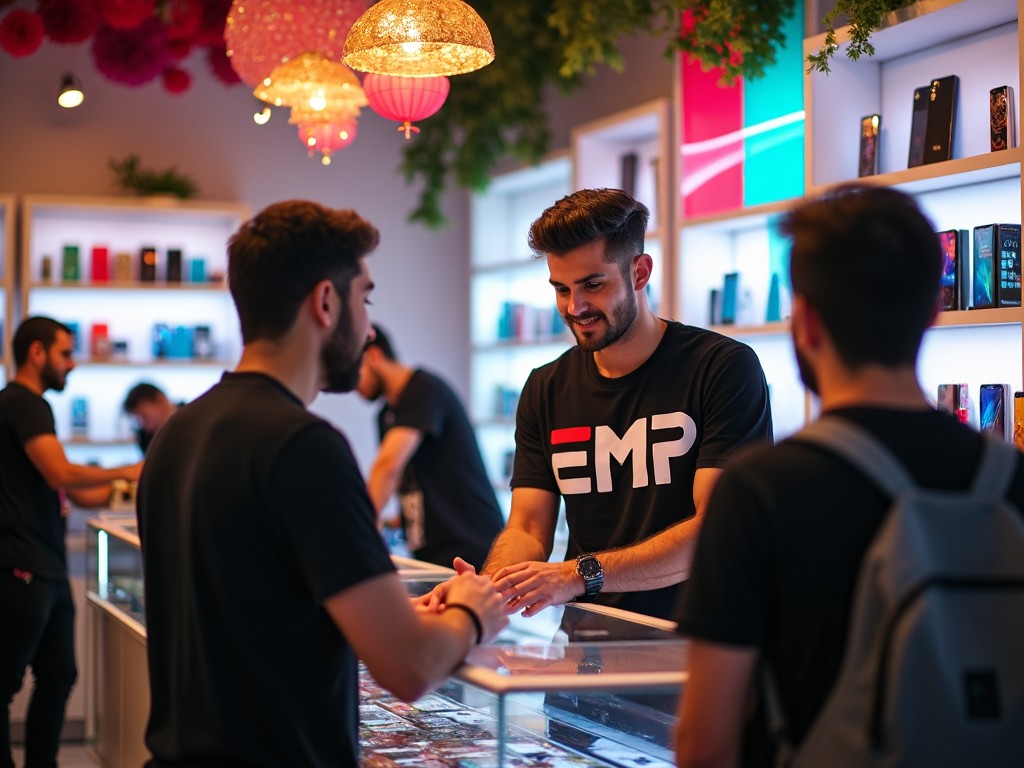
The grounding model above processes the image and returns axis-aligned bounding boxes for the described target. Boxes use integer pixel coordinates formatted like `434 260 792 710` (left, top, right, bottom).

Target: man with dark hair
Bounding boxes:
356 324 503 570
0 315 141 768
673 185 1024 766
470 188 773 621
122 382 179 454
137 200 507 767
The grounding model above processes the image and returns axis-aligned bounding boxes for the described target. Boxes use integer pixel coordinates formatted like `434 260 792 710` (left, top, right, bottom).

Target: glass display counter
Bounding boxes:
86 517 687 768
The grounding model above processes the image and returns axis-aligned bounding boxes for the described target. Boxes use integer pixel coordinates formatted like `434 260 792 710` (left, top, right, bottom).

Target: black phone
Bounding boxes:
980 383 1010 440
923 75 958 164
990 85 1016 152
908 86 929 167
858 114 880 177
937 229 962 310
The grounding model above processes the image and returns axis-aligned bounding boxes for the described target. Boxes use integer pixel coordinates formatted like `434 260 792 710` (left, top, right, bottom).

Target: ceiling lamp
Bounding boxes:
254 51 368 113
342 0 494 78
296 117 358 166
225 0 369 87
364 73 449 139
57 72 84 108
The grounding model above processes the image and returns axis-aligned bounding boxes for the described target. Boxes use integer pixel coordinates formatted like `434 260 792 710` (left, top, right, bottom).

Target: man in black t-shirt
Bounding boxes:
0 316 141 768
673 186 1024 767
121 382 180 454
444 189 773 621
356 324 503 569
137 200 507 768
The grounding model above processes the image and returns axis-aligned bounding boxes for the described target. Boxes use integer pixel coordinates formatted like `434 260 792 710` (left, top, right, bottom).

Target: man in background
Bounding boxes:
356 324 503 570
122 382 179 454
137 200 506 767
673 185 1024 766
0 316 141 768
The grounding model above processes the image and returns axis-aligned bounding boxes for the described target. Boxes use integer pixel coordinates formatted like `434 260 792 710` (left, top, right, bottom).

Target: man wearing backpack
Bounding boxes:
673 184 1024 767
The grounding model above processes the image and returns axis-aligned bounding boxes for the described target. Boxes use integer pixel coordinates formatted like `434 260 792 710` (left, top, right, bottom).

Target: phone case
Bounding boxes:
996 223 1022 307
908 86 929 168
858 114 880 177
990 85 1016 152
937 229 969 310
1014 392 1024 451
923 75 958 164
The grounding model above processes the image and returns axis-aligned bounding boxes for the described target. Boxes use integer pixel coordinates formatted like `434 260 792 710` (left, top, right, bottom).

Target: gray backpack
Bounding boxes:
764 416 1024 767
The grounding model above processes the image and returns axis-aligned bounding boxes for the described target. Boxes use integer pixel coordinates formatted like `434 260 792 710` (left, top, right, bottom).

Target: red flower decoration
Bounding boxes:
91 18 170 86
164 0 201 41
168 37 192 61
98 0 155 31
162 66 191 94
38 0 101 44
194 0 231 46
206 43 240 86
0 9 44 57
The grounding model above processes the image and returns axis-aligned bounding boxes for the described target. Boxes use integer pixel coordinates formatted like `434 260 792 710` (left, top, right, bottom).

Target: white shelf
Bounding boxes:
29 281 227 292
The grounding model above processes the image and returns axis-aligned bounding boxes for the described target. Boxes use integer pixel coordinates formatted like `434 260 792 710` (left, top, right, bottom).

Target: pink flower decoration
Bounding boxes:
168 37 193 61
164 0 202 41
207 43 241 86
162 66 191 94
38 0 101 44
91 18 170 86
97 0 155 30
0 9 44 57
195 0 232 46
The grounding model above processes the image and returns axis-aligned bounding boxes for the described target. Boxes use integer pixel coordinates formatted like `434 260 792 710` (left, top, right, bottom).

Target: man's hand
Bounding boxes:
413 556 478 612
442 571 509 644
491 560 581 617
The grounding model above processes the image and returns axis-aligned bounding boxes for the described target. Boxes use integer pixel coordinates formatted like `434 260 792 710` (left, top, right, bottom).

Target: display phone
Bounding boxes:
858 114 880 177
1014 391 1024 451
923 75 958 164
937 230 960 310
973 224 995 309
937 383 969 418
908 85 929 167
990 85 1016 152
980 383 1010 440
721 272 739 325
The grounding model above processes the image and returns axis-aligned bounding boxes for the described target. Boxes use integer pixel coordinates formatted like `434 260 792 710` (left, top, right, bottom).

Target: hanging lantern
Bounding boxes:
297 117 358 165
254 51 367 114
224 0 369 87
363 73 449 139
342 0 493 78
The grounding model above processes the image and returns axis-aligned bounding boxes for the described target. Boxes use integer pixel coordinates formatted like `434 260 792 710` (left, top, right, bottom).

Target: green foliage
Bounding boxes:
108 154 197 199
807 0 915 74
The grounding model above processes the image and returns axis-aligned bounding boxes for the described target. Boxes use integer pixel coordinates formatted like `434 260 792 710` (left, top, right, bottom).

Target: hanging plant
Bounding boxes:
109 154 198 198
807 0 916 74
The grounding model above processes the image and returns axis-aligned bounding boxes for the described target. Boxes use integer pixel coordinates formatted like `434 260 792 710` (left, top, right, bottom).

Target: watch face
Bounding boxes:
578 555 602 579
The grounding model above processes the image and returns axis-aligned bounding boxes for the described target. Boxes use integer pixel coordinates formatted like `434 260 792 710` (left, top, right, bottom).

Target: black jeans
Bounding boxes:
0 570 77 768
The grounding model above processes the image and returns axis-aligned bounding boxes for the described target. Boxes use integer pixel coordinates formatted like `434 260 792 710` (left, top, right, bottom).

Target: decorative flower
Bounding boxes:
167 37 192 60
161 66 191 94
206 43 240 86
195 0 232 46
164 0 201 41
38 0 101 44
97 0 155 30
0 9 45 57
91 17 170 86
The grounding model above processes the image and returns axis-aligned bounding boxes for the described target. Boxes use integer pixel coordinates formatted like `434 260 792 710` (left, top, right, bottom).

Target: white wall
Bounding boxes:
0 30 674 468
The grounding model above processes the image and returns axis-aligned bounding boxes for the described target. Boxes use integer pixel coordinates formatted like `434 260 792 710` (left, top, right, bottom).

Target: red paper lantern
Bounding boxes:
162 66 191 94
97 0 155 31
363 73 449 139
297 117 358 165
38 0 102 44
0 9 45 57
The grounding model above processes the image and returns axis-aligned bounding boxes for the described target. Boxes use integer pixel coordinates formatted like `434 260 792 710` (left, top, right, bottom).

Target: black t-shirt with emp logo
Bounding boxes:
512 320 773 619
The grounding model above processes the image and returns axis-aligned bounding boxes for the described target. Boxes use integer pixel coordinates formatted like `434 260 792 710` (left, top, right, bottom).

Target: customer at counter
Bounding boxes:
673 185 1024 766
355 324 504 569
0 316 142 768
121 382 180 454
137 201 507 767
466 188 773 621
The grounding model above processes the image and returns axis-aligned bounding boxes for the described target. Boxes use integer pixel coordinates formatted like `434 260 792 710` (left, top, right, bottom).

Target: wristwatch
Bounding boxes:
575 553 604 597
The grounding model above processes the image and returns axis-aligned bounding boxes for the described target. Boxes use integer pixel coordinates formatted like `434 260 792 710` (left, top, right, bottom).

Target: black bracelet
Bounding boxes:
445 602 482 645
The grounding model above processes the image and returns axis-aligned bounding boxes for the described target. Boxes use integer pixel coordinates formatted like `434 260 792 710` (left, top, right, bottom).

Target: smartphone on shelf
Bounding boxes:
990 85 1016 152
1014 391 1024 451
908 85 929 168
980 383 1010 440
923 75 958 164
858 114 880 177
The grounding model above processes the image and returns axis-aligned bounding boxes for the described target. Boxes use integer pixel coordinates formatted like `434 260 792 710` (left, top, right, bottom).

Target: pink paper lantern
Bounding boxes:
224 0 368 88
363 73 450 139
297 117 358 165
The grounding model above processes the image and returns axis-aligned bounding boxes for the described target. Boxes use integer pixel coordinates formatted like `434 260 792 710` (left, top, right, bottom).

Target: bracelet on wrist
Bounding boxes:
445 602 482 645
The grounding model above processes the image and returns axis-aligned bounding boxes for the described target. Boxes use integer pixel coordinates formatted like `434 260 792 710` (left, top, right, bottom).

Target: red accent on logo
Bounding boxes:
551 426 592 445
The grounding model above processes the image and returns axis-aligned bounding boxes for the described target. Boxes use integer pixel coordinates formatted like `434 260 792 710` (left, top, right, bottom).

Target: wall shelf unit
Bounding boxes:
19 194 249 454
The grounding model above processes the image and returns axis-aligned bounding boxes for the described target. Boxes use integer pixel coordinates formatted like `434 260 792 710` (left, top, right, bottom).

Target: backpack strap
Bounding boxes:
795 415 1019 501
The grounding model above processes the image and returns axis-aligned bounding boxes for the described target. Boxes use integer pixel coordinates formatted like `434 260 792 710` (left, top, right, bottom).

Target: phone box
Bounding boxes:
995 223 1021 307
